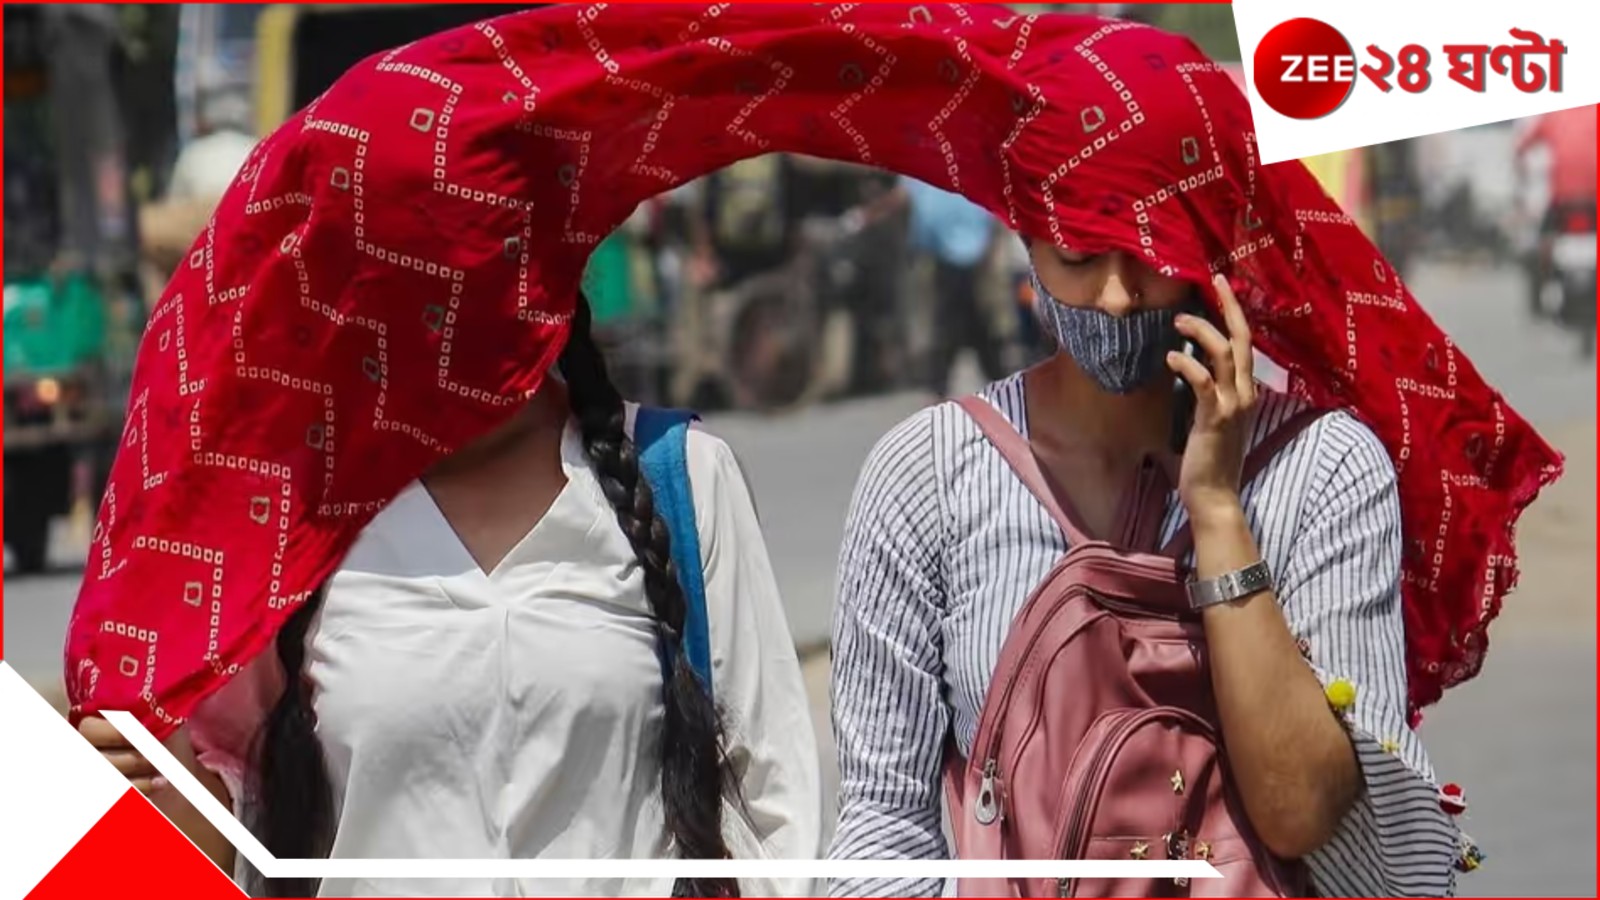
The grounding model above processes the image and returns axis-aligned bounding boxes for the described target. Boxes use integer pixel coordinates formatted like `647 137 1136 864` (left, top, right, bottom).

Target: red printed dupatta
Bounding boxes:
66 3 1562 740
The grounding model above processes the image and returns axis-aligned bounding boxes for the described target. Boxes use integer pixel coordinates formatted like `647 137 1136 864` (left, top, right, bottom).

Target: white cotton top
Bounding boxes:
204 406 821 898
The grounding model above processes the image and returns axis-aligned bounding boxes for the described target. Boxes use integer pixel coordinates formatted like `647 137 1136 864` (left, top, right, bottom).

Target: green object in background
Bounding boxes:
1144 4 1241 62
582 231 635 325
3 272 108 378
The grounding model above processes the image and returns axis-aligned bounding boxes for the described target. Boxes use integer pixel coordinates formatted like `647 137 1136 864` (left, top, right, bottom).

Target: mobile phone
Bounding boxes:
1168 300 1212 456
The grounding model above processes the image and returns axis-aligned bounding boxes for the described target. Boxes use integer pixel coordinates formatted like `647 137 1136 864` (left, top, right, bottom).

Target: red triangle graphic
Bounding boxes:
26 788 246 900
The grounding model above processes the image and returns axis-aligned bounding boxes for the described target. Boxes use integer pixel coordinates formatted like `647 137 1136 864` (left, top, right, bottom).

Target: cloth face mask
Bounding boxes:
1031 267 1182 394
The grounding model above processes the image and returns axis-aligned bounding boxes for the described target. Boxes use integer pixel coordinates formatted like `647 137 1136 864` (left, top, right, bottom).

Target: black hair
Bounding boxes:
254 588 331 899
254 294 740 898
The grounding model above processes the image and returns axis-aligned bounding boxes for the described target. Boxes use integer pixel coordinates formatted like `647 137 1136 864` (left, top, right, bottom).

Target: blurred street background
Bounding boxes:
3 4 1594 895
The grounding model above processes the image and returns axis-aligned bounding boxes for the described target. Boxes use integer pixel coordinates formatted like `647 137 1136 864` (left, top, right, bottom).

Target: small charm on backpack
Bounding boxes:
1455 833 1485 872
1324 678 1357 713
1170 769 1185 794
1439 782 1468 815
1165 830 1192 886
1129 840 1150 860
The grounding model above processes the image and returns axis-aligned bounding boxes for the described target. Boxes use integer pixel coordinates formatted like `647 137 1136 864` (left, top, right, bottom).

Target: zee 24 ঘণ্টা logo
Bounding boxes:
1251 17 1568 119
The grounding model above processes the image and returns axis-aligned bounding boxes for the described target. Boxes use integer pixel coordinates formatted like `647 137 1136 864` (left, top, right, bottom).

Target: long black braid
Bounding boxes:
254 295 739 899
558 295 741 898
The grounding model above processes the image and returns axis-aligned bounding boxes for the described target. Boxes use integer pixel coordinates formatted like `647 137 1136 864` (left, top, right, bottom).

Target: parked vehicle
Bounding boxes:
1546 202 1598 358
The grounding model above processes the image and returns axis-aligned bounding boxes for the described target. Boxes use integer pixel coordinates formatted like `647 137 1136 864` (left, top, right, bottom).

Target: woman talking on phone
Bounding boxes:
823 14 1541 900
829 248 1455 897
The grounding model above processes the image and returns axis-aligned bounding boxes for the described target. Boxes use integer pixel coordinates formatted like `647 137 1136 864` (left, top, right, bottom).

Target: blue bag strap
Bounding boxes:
634 406 714 699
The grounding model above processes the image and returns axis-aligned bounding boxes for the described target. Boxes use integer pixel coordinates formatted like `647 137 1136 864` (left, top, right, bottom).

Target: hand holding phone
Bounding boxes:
1167 275 1261 523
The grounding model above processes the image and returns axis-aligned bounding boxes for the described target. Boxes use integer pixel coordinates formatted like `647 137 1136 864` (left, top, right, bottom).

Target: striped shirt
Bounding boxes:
827 374 1460 897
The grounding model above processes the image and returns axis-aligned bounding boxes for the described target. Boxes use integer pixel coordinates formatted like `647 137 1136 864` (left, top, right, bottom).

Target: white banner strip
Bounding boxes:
260 859 1220 880
105 711 1222 881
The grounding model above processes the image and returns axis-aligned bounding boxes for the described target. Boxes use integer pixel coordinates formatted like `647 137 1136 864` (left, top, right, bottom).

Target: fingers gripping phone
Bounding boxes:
1169 299 1214 456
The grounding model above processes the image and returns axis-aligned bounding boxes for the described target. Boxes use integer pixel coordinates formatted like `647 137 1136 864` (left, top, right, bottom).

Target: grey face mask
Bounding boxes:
1031 268 1183 394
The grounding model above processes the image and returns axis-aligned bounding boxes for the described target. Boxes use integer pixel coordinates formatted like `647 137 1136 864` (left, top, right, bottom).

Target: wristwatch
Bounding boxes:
1186 560 1274 610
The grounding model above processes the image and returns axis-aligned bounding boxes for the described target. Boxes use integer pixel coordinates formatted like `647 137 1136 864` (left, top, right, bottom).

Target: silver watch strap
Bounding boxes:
1187 560 1274 610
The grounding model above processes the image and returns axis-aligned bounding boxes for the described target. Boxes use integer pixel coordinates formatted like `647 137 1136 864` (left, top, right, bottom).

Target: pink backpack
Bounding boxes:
943 395 1321 898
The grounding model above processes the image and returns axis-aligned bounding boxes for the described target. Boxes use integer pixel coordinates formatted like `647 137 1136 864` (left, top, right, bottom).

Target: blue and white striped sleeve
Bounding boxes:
826 410 950 898
1278 413 1460 898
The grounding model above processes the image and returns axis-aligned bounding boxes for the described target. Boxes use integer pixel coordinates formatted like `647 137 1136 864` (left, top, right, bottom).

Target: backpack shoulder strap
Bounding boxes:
1161 405 1328 561
634 406 714 699
954 395 1093 548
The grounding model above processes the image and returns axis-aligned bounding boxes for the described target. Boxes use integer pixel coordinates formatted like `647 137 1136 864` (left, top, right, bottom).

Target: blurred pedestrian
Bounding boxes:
1513 105 1598 337
904 177 1004 398
138 90 257 276
687 155 798 293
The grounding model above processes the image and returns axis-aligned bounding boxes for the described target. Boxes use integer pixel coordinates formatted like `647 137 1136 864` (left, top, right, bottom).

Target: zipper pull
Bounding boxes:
974 758 1000 825
1056 877 1072 897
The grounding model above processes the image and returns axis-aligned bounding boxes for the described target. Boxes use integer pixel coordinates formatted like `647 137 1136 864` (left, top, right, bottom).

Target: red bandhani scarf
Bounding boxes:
66 3 1562 737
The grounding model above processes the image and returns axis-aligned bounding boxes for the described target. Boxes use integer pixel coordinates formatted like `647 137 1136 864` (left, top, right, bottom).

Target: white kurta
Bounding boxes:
197 407 821 898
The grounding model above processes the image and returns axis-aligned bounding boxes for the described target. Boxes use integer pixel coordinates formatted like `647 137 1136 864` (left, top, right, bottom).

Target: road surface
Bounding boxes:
5 260 1594 895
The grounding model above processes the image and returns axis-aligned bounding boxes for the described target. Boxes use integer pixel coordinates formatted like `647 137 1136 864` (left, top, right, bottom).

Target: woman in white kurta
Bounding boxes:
85 299 822 898
271 409 815 898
